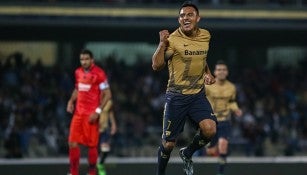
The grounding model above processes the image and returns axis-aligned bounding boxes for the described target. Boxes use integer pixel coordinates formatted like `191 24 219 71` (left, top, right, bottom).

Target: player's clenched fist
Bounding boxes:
204 73 216 85
159 30 170 45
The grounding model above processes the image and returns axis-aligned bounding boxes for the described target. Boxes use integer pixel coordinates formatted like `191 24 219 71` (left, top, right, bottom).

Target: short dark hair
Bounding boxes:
80 49 93 58
179 1 199 15
216 60 227 66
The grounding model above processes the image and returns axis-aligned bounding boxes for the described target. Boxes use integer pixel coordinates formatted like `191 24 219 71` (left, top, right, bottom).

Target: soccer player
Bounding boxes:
66 49 112 175
205 60 242 175
152 1 217 175
97 100 117 175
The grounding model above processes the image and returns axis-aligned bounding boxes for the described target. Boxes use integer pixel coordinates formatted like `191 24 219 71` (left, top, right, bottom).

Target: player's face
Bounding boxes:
214 64 228 81
80 54 93 70
178 7 200 35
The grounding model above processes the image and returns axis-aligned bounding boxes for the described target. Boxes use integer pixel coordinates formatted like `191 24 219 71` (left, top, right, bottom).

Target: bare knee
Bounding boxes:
69 142 79 148
162 141 176 151
206 146 218 156
218 138 228 154
199 119 216 138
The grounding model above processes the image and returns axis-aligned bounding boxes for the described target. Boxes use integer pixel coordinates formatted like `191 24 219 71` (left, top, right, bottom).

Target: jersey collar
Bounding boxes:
83 63 95 73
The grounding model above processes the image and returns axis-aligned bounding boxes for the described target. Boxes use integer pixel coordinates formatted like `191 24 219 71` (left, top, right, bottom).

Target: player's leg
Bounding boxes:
97 132 111 175
206 133 218 157
97 144 109 175
99 144 110 164
84 116 99 175
88 146 98 175
179 118 216 175
182 92 217 159
68 114 83 175
157 140 175 175
206 146 218 156
215 121 231 175
68 142 80 175
98 108 112 175
179 92 217 175
182 119 216 158
157 92 188 175
206 122 220 157
217 138 228 175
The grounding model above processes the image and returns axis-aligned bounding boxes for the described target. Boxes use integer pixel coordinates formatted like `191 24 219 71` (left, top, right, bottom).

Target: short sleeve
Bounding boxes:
74 69 79 90
228 86 239 111
165 39 175 61
98 69 109 90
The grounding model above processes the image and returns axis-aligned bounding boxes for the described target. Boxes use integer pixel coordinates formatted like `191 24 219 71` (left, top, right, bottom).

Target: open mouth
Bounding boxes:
184 21 191 28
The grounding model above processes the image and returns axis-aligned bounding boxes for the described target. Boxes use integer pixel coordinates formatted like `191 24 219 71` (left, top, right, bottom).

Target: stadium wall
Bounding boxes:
0 157 306 175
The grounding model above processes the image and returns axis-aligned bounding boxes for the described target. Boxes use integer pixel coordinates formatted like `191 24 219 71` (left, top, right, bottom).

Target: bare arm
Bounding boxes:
229 101 242 117
89 88 112 123
152 43 167 71
109 111 117 135
229 91 243 117
152 30 170 71
66 88 77 113
204 63 216 85
204 63 213 75
98 88 112 110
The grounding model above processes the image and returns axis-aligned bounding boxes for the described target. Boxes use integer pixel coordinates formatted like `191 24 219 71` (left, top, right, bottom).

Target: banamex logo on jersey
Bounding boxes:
184 50 208 55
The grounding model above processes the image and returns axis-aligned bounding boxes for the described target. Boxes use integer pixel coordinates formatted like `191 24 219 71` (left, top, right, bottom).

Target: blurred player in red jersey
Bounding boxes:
66 49 112 175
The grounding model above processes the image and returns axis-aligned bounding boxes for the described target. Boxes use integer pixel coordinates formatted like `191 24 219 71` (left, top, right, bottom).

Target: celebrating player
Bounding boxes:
97 100 117 175
66 49 112 175
205 60 242 175
152 1 217 175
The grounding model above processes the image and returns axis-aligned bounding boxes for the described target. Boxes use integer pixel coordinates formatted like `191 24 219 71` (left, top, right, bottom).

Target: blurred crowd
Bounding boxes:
0 52 306 158
0 53 72 158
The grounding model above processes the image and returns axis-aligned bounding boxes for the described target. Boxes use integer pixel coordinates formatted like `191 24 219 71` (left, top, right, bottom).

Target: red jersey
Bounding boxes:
74 64 109 116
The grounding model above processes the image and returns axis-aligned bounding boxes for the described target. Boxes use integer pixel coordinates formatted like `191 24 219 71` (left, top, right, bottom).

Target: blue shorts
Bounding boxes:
99 129 111 144
162 90 217 141
208 121 231 147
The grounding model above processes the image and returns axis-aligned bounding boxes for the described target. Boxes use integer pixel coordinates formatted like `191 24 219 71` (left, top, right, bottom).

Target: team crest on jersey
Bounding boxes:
78 83 91 91
165 131 171 137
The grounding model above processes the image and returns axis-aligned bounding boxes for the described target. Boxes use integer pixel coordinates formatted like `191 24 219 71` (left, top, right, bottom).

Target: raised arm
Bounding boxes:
152 30 170 71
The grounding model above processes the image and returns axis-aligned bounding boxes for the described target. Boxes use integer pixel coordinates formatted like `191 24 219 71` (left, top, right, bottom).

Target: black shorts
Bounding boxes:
208 120 231 147
162 90 217 141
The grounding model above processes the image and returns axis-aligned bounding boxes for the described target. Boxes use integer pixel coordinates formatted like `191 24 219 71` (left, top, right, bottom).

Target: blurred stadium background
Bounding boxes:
0 0 306 175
